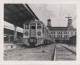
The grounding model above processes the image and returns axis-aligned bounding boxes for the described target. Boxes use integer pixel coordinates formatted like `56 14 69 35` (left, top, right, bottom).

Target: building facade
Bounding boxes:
47 19 76 43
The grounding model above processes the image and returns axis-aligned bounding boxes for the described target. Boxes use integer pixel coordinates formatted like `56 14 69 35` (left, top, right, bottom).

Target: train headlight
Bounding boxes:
25 31 28 35
37 31 41 36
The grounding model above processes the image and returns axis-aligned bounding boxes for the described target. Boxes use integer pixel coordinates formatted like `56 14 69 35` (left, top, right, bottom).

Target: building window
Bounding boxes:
37 23 41 25
64 35 67 38
61 32 62 34
64 32 67 34
66 35 67 38
57 32 59 34
53 32 55 34
66 32 67 34
61 35 62 38
71 32 73 34
59 35 60 38
64 35 65 38
57 35 58 38
71 35 73 37
57 32 60 34
51 32 55 34
51 32 53 34
67 32 69 34
37 26 41 29
59 32 61 34
64 32 65 34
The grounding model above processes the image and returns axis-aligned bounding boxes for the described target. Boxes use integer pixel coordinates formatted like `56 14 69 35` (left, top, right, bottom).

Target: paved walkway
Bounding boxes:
4 44 55 60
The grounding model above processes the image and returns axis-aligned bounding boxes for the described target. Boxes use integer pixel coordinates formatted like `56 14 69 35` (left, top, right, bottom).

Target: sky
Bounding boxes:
29 4 76 28
4 4 76 33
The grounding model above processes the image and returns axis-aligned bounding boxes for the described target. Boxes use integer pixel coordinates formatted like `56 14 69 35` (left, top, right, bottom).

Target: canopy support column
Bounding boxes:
8 35 10 42
14 25 17 43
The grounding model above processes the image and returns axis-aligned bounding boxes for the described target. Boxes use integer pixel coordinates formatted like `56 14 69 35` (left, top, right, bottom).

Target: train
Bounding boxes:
23 20 55 46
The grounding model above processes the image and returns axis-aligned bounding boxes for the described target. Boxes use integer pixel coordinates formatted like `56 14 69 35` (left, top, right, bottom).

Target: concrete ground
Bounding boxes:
4 44 55 61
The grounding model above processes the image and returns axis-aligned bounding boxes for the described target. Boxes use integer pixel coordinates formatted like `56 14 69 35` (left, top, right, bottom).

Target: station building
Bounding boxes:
47 19 76 43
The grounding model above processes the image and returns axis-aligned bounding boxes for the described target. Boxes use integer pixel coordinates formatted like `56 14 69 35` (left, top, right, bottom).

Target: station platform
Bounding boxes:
4 43 17 50
4 44 55 60
61 44 76 54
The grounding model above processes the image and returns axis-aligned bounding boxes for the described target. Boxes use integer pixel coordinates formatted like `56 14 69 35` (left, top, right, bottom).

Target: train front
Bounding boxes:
23 20 44 47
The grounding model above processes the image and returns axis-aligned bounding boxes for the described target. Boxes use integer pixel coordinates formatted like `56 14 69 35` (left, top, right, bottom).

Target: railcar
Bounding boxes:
23 20 55 46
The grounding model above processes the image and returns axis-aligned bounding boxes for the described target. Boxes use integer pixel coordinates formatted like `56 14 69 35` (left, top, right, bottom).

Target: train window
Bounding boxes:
30 23 36 25
46 29 48 34
58 32 59 34
61 35 62 38
51 32 53 34
31 26 36 29
57 32 59 34
53 32 55 34
25 25 29 29
66 35 67 38
25 26 26 29
71 32 73 34
26 25 29 29
37 23 41 25
37 26 41 29
75 32 76 34
64 32 65 34
50 35 51 38
61 32 62 34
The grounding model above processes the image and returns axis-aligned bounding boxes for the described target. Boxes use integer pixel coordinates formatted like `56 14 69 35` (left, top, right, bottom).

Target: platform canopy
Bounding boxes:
4 4 39 28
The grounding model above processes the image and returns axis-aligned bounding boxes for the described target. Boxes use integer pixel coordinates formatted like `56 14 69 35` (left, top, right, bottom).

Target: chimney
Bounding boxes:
47 19 51 28
67 19 73 30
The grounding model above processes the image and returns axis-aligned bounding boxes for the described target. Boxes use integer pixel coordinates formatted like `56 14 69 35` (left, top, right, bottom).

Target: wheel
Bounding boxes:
44 40 46 45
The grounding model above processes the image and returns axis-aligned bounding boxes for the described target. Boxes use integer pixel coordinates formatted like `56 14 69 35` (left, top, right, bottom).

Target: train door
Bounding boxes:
30 23 36 37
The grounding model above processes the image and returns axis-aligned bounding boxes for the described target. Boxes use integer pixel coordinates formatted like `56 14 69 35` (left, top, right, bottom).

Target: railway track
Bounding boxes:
55 44 76 61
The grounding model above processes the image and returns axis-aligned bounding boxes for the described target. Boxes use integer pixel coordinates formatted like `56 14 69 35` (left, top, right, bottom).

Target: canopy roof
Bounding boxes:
4 4 39 28
4 28 23 37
